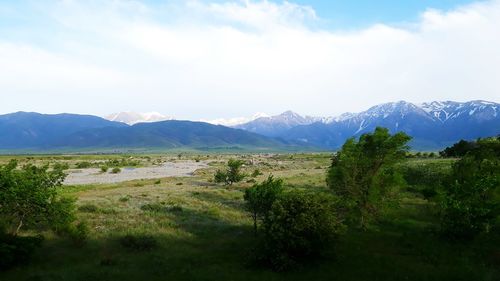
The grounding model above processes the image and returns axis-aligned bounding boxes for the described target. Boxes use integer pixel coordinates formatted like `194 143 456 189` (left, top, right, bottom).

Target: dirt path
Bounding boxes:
64 161 208 185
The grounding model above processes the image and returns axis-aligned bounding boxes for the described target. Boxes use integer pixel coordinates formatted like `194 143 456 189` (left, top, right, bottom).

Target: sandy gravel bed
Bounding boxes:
64 161 208 185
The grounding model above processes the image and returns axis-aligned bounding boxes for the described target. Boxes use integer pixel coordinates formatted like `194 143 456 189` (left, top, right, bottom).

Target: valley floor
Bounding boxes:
0 154 498 281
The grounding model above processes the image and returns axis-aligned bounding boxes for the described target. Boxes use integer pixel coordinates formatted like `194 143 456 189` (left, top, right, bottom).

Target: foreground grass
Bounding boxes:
1 155 498 281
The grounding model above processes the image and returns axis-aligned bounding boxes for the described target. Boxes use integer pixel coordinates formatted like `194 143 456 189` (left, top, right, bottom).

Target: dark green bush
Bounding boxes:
0 234 43 270
0 161 74 236
214 159 246 185
52 162 69 170
255 191 344 271
75 161 92 169
119 234 157 251
440 152 499 240
251 169 263 177
400 163 450 200
111 167 121 174
67 222 89 247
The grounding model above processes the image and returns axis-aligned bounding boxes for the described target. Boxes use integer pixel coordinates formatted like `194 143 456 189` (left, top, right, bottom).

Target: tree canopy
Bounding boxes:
0 160 74 236
327 127 411 228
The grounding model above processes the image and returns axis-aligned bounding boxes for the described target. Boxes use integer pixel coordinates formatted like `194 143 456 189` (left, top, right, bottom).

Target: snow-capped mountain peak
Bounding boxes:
203 112 270 126
105 112 174 125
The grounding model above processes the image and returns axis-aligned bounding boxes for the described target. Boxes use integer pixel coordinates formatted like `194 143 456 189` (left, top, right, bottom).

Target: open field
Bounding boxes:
1 154 498 281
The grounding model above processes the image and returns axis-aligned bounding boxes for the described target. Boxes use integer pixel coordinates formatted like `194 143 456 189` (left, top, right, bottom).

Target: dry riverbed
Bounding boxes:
64 160 208 185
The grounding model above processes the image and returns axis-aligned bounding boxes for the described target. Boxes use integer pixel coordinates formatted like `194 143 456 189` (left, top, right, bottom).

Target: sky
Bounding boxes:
1 0 499 120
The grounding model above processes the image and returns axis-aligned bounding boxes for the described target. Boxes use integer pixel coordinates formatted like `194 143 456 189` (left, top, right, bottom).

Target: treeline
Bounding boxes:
439 136 500 157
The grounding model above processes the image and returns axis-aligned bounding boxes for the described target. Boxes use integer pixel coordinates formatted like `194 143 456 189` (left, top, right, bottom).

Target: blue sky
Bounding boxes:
291 0 479 25
0 0 499 120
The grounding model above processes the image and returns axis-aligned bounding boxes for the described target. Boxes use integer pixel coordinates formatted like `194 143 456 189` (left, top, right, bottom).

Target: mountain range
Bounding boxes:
234 100 499 149
0 112 292 152
0 100 498 152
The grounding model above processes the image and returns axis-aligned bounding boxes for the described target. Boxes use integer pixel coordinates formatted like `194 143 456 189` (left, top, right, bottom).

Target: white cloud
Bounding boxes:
0 0 499 119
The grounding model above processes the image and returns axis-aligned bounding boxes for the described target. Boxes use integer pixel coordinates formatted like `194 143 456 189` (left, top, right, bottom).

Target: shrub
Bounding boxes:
251 169 263 177
214 170 227 184
214 159 246 185
255 191 344 271
111 167 121 174
67 221 89 247
75 161 92 169
0 234 44 270
119 234 157 251
154 179 161 185
0 161 75 236
244 176 284 234
100 166 109 173
52 162 69 170
440 146 499 240
400 163 450 200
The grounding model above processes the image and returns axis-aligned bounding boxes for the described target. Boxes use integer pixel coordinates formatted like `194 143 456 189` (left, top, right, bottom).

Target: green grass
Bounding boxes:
1 155 498 281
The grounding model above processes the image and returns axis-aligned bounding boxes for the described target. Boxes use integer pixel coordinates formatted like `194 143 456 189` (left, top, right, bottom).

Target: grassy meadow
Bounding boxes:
0 153 498 281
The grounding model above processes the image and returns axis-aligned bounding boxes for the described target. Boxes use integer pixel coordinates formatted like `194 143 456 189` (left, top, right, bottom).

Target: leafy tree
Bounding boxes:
440 138 500 240
214 159 246 185
0 160 82 270
440 139 477 158
327 127 411 228
244 176 284 234
257 190 344 271
0 160 75 236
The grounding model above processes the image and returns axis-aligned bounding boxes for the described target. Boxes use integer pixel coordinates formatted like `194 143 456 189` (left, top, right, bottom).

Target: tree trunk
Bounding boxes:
14 216 24 236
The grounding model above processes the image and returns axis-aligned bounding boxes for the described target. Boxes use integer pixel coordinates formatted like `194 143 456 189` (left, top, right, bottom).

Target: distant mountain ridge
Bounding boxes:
234 110 323 137
235 100 499 150
0 112 297 151
0 112 126 149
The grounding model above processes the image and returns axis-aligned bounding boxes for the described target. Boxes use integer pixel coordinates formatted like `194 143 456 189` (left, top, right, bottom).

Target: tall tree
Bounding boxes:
327 127 411 228
244 176 284 234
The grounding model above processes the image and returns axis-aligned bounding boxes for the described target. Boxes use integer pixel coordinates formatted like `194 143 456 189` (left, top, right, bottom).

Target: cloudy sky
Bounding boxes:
1 0 499 119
